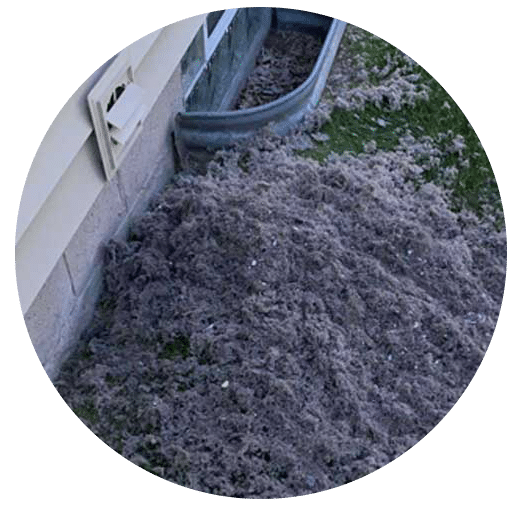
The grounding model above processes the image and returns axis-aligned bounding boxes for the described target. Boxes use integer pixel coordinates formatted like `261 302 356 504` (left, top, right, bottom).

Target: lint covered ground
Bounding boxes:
234 30 322 109
55 24 506 498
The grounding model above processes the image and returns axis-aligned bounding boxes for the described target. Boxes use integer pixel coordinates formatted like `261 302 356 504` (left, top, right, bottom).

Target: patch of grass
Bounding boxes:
77 343 94 361
349 29 411 86
97 295 117 326
105 373 126 387
300 25 502 223
111 435 124 454
73 400 99 425
238 152 251 173
128 230 141 242
158 333 191 360
305 104 413 161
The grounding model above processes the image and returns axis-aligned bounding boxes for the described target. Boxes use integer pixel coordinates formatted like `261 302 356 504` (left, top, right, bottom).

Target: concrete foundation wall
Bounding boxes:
25 64 184 381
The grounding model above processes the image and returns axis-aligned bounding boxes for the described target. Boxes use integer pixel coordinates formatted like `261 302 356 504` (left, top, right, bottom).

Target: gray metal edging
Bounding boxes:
174 16 346 161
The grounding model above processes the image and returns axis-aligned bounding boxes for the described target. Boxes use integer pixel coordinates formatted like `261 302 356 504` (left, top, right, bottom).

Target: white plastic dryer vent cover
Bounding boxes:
88 54 146 180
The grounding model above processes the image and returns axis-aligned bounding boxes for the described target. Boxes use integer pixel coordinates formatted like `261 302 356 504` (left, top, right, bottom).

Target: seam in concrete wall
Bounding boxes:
62 253 77 297
116 169 130 213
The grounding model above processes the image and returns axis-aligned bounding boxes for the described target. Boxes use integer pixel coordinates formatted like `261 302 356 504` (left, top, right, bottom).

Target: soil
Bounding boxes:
234 30 322 109
55 25 506 499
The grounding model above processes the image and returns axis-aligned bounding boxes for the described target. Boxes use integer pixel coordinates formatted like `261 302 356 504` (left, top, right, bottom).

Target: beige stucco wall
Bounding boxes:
16 15 207 380
16 14 206 315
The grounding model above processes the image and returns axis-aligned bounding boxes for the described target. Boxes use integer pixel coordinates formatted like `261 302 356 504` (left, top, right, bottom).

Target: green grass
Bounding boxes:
300 26 502 225
307 103 412 159
73 400 99 425
97 294 117 326
158 333 191 360
104 373 126 387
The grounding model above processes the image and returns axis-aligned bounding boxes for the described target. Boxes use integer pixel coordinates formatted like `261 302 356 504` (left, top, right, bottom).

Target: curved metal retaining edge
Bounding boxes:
174 18 346 160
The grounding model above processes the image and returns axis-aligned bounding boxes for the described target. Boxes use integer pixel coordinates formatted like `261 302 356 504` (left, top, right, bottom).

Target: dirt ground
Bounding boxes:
55 24 506 498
